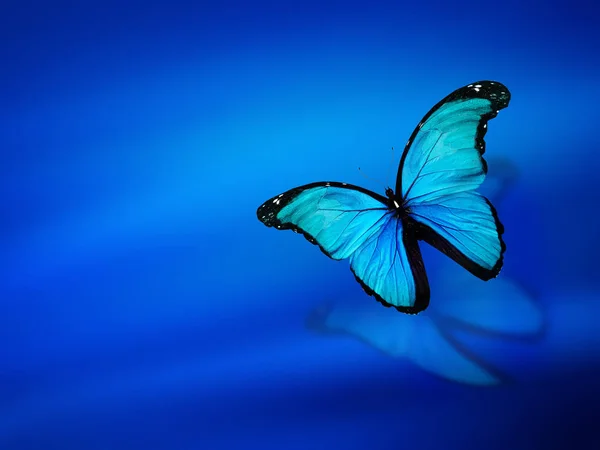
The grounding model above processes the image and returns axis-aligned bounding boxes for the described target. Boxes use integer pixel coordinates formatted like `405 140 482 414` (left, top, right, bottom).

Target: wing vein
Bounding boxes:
402 132 444 200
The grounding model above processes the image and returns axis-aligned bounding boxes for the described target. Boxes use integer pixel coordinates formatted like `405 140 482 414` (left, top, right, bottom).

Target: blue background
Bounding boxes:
1 0 599 448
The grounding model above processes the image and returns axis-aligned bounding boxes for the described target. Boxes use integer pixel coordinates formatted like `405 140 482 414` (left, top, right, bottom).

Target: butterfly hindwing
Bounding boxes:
349 215 429 313
410 192 504 279
399 81 510 280
257 182 430 312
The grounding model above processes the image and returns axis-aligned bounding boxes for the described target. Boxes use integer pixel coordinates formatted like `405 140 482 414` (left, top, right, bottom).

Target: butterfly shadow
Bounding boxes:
305 156 546 386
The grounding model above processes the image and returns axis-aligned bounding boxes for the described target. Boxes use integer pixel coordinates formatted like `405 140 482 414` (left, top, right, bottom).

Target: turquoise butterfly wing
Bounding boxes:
257 81 510 314
257 182 430 313
398 81 510 280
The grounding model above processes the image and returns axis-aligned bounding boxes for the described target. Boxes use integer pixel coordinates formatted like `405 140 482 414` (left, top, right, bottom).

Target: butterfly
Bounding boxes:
257 81 511 314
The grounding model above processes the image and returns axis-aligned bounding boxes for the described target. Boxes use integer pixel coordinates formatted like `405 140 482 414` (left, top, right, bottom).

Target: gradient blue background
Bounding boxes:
1 1 599 448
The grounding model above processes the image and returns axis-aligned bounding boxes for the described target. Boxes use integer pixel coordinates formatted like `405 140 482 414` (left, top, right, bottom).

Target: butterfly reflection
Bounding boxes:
306 158 543 386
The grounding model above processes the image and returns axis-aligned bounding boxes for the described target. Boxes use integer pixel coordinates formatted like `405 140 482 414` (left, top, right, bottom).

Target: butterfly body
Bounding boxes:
257 81 511 314
381 187 404 216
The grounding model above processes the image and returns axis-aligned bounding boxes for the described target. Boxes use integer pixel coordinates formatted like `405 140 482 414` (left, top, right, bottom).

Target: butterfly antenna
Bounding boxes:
358 166 387 191
386 146 395 187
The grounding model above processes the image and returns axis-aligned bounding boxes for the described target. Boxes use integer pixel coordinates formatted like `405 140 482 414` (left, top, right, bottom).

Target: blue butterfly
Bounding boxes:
257 81 510 314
